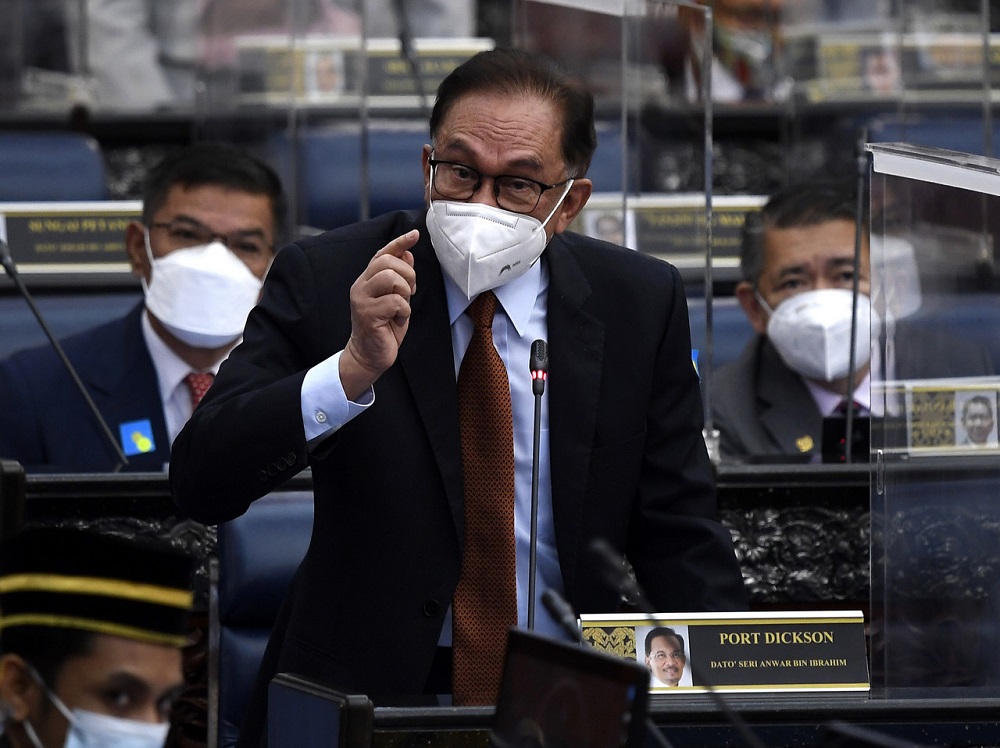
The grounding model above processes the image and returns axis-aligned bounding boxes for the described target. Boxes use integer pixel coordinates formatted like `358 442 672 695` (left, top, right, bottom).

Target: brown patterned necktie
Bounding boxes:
452 290 517 706
184 372 215 410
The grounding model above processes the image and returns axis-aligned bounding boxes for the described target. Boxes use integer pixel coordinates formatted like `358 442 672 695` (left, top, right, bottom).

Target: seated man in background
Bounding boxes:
0 142 287 472
0 526 194 748
713 179 995 463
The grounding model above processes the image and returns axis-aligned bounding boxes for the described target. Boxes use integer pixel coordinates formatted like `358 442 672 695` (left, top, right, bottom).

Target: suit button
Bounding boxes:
423 600 441 617
256 469 269 481
267 463 278 476
286 452 297 465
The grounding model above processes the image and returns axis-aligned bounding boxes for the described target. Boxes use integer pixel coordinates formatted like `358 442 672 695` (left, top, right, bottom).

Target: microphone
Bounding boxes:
529 339 548 395
590 537 646 608
542 589 581 644
542 587 676 748
526 339 547 629
589 538 768 748
0 239 129 471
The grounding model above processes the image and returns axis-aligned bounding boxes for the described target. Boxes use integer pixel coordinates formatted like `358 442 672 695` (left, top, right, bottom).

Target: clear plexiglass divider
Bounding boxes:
867 141 1000 696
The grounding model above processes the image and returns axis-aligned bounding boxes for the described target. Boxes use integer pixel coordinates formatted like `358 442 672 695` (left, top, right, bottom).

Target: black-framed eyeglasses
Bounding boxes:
650 651 686 662
428 158 571 215
148 218 273 256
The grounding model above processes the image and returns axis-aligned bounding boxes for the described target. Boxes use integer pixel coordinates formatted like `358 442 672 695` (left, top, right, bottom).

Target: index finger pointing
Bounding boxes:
377 229 420 260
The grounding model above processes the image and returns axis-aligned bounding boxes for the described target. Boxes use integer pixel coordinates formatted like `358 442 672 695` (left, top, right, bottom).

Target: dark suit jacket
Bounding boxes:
713 328 996 462
0 304 170 472
170 210 747 722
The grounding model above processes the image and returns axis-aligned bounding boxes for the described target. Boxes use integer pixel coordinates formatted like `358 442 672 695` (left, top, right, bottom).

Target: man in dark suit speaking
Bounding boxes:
170 48 747 743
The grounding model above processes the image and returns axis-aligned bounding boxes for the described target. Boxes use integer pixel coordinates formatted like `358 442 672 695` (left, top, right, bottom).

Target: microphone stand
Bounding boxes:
0 239 129 471
527 339 548 630
390 0 429 117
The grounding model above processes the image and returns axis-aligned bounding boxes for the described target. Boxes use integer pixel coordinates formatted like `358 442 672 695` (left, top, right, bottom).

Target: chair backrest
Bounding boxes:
209 490 314 748
866 112 1000 157
0 132 107 201
687 295 755 371
0 291 141 360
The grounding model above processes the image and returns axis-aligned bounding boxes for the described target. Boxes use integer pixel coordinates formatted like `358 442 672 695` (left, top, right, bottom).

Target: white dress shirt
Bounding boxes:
299 260 569 644
141 311 224 452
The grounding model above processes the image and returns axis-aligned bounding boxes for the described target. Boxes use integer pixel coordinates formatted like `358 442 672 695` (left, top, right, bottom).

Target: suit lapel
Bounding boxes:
544 240 604 593
756 339 823 456
396 235 466 535
84 306 171 468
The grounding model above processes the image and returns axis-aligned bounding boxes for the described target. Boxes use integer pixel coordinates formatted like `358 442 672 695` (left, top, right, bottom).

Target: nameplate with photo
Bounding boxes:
234 36 493 106
787 30 1000 103
874 378 1000 455
0 202 141 276
572 193 766 272
579 610 869 694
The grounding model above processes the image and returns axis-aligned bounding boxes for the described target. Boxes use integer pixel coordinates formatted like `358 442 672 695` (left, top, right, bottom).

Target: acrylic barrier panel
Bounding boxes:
512 0 993 109
192 0 494 231
868 142 1000 695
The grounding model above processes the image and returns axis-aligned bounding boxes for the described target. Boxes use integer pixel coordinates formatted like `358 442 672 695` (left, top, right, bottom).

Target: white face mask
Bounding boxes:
870 234 922 321
24 669 169 748
142 230 264 348
425 177 573 300
761 288 880 382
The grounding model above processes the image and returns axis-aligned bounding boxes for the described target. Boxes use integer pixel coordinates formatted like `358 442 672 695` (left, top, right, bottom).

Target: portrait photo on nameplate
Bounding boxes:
874 378 1000 456
579 611 870 694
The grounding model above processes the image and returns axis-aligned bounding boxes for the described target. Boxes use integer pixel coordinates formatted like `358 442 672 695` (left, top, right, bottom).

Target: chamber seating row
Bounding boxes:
0 122 626 227
1 111 999 212
265 119 628 229
0 132 107 202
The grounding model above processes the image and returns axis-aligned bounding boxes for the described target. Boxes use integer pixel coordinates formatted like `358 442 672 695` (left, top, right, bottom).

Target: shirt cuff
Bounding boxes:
301 350 374 443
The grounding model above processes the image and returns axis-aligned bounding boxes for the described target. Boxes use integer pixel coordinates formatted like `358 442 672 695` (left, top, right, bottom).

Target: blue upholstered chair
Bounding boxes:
0 291 142 360
866 112 1000 156
208 490 315 748
687 295 755 371
0 132 107 201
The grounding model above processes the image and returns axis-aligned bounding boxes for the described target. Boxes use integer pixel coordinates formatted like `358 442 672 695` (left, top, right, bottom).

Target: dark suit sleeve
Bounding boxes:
0 353 43 466
627 265 748 612
170 243 339 523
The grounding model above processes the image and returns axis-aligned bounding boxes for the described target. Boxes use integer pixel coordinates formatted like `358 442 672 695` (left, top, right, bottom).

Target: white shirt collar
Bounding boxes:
140 310 224 402
805 370 872 418
443 258 543 337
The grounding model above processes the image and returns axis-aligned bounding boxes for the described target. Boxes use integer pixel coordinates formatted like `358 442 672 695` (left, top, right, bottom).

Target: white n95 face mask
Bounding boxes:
762 288 880 382
425 180 573 299
143 230 264 348
24 668 169 748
